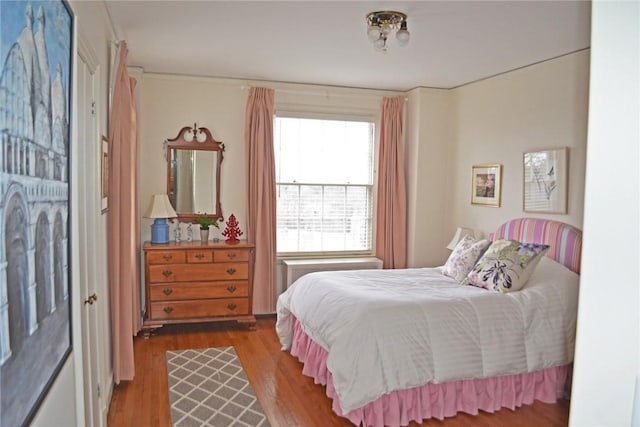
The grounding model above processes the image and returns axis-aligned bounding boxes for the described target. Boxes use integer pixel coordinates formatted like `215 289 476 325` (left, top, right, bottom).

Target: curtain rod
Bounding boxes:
240 85 407 101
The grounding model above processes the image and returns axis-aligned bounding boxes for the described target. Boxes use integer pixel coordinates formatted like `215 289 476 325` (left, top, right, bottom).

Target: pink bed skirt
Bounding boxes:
290 318 570 427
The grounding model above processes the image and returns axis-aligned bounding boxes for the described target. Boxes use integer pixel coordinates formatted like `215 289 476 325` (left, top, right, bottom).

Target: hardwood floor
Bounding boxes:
107 317 570 427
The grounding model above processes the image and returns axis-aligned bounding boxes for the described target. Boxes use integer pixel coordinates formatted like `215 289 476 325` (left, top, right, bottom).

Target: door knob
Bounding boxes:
84 293 98 305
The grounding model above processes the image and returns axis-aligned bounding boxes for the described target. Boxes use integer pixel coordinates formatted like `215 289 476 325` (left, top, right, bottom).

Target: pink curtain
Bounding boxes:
375 96 407 269
244 87 277 313
108 41 140 383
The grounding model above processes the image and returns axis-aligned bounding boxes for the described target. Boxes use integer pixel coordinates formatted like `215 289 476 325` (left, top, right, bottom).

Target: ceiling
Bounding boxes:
104 1 591 92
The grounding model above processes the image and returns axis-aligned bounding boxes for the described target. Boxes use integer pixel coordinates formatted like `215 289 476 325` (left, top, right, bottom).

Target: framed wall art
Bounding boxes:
471 164 502 207
523 148 568 214
101 135 109 213
0 1 73 426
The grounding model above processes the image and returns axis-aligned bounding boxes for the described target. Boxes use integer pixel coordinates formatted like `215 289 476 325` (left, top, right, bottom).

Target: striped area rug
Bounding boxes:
166 347 271 427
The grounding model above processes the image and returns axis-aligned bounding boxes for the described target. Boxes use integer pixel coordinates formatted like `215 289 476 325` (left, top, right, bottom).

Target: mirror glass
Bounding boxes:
165 124 224 222
169 149 218 214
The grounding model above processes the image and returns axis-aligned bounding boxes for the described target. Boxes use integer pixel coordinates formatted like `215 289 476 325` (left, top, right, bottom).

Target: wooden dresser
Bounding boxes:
142 241 256 336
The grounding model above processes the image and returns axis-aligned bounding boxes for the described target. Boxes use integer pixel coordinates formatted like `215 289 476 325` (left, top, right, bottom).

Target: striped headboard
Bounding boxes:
491 218 582 274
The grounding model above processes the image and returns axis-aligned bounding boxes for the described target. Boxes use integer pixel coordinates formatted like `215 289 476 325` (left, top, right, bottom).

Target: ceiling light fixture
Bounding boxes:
366 11 410 52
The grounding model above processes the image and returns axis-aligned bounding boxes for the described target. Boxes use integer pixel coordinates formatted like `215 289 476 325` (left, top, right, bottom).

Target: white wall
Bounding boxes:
570 2 640 425
405 87 453 267
138 75 250 243
447 50 590 250
31 356 77 426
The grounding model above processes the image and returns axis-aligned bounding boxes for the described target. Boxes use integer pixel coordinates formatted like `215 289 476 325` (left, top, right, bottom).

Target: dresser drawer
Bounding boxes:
214 249 249 263
147 251 186 265
149 281 249 301
187 250 213 263
148 262 248 283
150 298 249 320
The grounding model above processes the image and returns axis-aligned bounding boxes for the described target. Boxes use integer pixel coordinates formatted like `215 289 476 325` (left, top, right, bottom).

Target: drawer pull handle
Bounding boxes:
227 253 237 259
227 303 237 311
162 288 173 296
163 254 172 261
195 253 205 260
226 268 236 275
163 306 174 314
226 285 237 293
162 270 173 278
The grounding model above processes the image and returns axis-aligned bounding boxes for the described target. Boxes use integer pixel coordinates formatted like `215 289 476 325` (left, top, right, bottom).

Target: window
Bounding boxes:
275 116 375 255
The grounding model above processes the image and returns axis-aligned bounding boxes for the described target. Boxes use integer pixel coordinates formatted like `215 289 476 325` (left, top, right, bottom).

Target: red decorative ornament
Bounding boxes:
221 213 243 244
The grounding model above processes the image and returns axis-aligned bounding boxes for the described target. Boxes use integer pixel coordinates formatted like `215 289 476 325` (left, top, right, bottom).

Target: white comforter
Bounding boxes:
276 257 579 413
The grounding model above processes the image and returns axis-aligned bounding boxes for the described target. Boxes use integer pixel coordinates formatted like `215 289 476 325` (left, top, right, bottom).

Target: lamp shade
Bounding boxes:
145 194 177 244
145 194 177 219
446 227 475 250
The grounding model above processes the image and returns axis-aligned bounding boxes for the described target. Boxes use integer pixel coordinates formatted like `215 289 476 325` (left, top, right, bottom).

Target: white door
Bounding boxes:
77 48 104 427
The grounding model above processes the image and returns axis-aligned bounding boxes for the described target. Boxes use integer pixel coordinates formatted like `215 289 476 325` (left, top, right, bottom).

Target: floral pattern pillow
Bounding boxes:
464 239 549 292
442 235 490 282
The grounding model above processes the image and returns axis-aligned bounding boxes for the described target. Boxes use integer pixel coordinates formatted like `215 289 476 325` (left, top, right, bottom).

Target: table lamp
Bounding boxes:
446 227 475 250
145 194 177 244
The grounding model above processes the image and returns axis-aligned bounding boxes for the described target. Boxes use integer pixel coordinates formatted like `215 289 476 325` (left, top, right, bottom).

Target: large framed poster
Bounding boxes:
0 1 73 426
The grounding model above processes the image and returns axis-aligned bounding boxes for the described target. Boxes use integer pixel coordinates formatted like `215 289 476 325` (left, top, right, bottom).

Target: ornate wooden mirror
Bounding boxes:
165 123 224 223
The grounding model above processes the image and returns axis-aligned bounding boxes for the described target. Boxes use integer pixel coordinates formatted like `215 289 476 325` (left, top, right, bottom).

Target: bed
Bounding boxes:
275 218 582 427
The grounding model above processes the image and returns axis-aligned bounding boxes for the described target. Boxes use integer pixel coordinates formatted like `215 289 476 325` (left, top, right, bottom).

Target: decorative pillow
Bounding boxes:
464 239 549 292
442 235 490 282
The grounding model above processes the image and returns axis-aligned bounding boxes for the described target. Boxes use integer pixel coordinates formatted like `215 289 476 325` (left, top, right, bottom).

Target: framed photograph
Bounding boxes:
471 164 502 207
0 1 73 426
101 135 109 213
523 148 568 214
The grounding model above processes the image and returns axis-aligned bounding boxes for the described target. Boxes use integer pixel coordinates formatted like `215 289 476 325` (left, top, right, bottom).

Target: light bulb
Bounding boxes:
367 25 380 42
396 29 410 46
373 37 386 51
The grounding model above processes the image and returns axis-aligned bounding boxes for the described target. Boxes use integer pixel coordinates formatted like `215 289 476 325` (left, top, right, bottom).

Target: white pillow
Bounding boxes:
523 255 580 290
442 235 490 282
